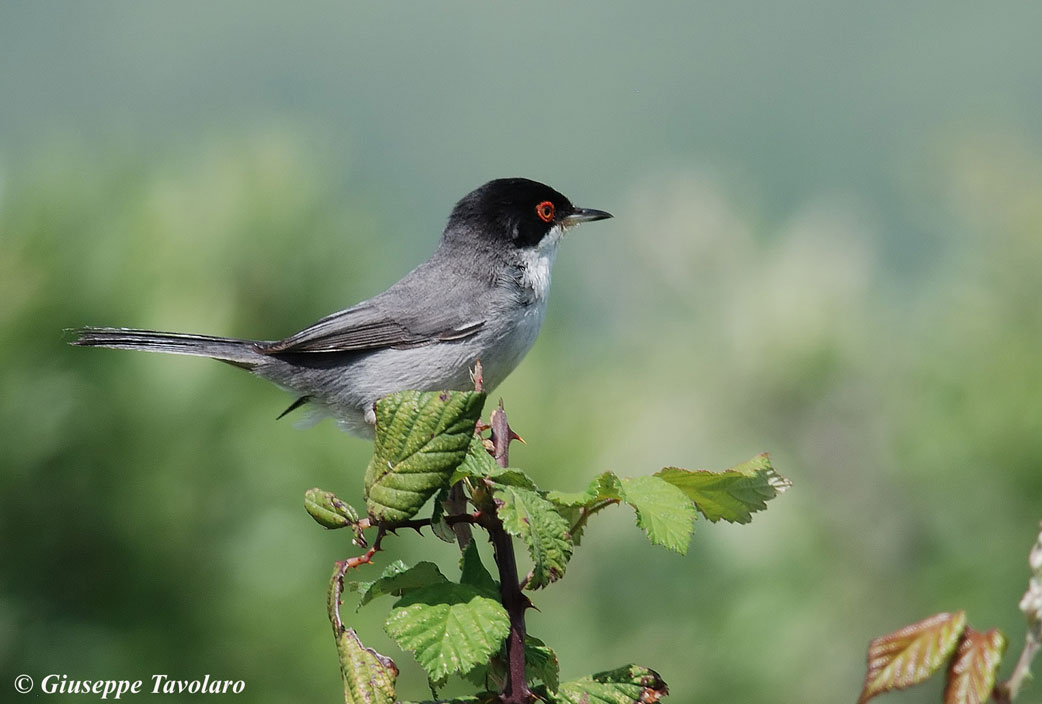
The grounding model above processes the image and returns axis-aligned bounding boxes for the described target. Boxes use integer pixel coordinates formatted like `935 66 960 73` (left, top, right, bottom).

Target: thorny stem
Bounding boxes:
995 635 1040 703
329 560 350 635
329 527 387 636
487 400 531 704
345 526 387 569
994 522 1042 703
354 513 480 535
327 508 485 639
328 377 531 702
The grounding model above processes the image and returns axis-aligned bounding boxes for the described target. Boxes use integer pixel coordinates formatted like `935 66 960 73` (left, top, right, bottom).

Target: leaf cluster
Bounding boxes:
858 523 1042 704
858 612 1006 704
308 389 788 703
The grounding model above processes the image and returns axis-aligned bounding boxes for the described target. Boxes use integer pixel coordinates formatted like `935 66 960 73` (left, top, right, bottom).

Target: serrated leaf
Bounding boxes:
944 627 1007 704
359 561 448 607
385 582 510 681
494 485 574 589
858 611 967 704
553 665 668 704
548 473 623 547
461 662 492 689
430 488 458 544
476 636 561 694
547 472 622 508
449 433 498 483
525 637 560 693
545 490 595 508
656 453 790 524
305 488 360 529
334 627 398 704
619 476 696 554
451 434 537 489
365 390 485 522
344 560 407 603
486 468 538 489
459 542 499 598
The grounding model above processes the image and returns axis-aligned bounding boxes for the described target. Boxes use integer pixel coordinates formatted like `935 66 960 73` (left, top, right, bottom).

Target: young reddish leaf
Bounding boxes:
944 628 1007 704
858 611 967 704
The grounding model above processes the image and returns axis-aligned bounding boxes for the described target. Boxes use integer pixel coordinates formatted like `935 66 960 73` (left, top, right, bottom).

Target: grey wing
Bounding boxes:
258 302 485 354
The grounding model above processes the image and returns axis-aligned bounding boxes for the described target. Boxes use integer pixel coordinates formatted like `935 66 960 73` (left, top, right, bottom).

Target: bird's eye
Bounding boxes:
535 201 555 223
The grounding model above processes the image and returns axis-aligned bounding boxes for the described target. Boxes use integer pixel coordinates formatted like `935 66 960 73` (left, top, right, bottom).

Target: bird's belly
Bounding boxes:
355 304 544 397
259 302 546 436
476 303 545 390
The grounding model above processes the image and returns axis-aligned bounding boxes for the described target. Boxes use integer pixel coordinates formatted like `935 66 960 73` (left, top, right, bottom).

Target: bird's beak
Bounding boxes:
562 207 613 227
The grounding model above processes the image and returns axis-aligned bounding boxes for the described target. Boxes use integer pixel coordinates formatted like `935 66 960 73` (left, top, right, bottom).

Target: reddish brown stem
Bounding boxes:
488 400 531 704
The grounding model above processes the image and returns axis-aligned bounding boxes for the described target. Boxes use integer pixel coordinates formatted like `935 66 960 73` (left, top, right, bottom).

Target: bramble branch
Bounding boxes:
486 400 531 704
994 522 1042 703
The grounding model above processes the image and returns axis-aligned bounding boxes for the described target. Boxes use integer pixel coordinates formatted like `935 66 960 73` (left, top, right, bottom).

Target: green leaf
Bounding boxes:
429 488 458 544
547 472 622 507
450 433 499 484
460 662 492 690
619 476 696 554
304 488 360 529
524 637 560 693
494 485 573 589
385 582 510 682
486 468 538 489
656 453 790 524
552 665 668 704
858 611 967 704
450 434 538 489
459 542 499 598
334 627 399 704
344 560 407 602
477 635 561 694
944 627 1007 704
365 390 486 522
548 473 623 546
359 561 448 608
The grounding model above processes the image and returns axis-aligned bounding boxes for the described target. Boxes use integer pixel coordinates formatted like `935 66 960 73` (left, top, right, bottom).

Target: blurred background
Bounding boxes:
2 3 1041 702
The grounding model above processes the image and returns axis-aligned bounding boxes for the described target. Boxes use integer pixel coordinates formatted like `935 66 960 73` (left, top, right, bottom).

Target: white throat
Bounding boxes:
518 224 565 302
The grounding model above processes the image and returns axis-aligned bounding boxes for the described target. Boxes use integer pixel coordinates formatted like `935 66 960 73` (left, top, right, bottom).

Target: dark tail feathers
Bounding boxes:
70 327 264 369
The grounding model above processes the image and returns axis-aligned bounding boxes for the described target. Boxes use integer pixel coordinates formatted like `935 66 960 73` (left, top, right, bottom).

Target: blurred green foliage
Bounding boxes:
1 128 1040 703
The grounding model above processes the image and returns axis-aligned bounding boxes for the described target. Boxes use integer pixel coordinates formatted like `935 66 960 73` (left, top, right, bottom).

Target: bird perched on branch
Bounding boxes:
72 178 612 436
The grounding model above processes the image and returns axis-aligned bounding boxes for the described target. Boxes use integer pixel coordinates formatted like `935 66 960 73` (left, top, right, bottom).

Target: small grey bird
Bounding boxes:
72 178 612 436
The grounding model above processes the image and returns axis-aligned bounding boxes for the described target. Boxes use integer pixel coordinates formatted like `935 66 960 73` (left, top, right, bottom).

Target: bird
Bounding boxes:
72 178 612 437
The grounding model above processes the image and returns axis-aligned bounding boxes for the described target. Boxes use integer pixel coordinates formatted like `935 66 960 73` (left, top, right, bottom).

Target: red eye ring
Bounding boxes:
535 201 555 223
